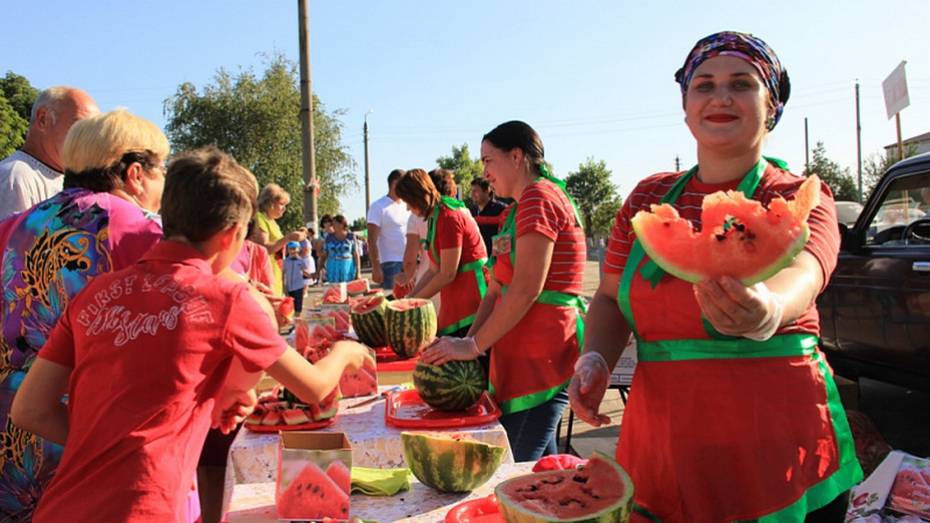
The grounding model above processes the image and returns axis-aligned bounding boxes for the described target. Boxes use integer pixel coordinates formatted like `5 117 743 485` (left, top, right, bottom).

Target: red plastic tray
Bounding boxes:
244 416 336 433
445 494 503 523
385 389 501 429
375 346 418 373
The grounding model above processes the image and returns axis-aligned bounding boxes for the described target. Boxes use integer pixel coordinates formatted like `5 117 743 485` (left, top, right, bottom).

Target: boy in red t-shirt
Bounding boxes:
12 147 371 523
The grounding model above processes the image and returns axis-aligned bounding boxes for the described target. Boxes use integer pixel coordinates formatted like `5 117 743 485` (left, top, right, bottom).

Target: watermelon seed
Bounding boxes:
715 234 727 241
559 498 585 508
541 476 564 485
571 474 588 483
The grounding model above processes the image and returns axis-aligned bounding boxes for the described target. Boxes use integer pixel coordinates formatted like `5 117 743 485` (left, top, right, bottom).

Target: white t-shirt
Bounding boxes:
366 195 410 263
0 150 64 220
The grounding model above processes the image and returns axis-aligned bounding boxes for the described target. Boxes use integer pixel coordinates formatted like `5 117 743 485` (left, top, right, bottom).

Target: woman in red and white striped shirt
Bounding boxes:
568 32 860 522
422 121 587 461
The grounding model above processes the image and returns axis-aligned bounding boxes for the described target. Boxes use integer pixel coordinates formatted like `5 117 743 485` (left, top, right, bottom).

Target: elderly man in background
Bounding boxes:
0 86 99 220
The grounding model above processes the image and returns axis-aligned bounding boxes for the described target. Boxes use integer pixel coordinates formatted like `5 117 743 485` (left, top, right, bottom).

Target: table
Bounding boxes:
223 462 534 522
222 386 514 515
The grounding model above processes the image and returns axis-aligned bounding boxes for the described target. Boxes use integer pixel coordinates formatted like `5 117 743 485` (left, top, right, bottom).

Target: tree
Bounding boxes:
349 216 366 231
862 144 919 199
803 142 857 202
436 144 482 199
164 54 356 233
565 157 618 236
0 72 38 158
590 195 622 237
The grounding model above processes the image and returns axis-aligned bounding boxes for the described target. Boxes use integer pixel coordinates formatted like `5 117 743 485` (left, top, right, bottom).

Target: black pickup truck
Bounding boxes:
817 152 930 392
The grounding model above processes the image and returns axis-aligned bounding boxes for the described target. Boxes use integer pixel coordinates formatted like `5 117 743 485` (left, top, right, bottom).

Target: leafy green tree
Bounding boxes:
803 142 857 202
590 195 622 237
565 157 618 236
350 216 366 231
164 54 356 232
436 144 482 199
0 72 38 158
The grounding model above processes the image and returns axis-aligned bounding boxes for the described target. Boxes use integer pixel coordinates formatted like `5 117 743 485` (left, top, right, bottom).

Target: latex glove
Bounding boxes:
693 277 785 341
419 336 481 366
211 388 257 434
567 352 611 427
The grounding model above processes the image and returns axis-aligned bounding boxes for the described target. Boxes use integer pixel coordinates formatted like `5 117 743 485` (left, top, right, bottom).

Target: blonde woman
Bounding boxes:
252 183 306 294
0 109 168 520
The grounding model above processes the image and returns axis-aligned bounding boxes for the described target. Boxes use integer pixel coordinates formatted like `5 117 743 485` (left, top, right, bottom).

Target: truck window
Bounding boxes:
864 172 930 247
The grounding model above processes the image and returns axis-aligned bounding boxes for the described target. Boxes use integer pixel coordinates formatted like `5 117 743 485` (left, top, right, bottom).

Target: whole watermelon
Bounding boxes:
385 298 437 358
414 360 486 411
401 432 505 493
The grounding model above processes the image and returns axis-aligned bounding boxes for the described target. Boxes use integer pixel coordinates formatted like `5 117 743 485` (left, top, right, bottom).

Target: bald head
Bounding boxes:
24 86 99 171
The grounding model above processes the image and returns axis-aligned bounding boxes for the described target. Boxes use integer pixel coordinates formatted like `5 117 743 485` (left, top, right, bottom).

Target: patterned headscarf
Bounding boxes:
675 31 791 130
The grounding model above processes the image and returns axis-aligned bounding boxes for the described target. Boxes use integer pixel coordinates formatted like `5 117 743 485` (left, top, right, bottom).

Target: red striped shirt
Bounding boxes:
494 179 586 294
604 164 840 338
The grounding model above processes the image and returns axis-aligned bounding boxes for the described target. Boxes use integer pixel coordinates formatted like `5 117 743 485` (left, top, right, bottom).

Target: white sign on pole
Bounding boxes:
882 61 909 119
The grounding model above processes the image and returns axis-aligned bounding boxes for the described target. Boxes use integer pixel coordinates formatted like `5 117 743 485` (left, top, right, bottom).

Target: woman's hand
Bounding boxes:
693 277 784 341
567 352 611 427
419 336 481 366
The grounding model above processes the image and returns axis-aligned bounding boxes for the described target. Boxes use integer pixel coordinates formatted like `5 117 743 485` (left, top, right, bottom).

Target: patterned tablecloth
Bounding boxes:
222 386 514 515
223 462 534 523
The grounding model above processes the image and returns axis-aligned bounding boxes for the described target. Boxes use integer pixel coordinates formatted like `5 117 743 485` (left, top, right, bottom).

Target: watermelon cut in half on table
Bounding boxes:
385 298 437 358
402 432 505 493
350 294 389 348
495 451 634 523
276 462 349 520
630 174 821 285
414 359 487 411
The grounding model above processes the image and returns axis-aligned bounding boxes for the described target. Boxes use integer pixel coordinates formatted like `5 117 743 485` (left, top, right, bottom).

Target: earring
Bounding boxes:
765 116 776 130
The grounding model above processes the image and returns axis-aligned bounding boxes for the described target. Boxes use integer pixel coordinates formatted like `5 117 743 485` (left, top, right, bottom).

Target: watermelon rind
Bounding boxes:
413 360 487 411
495 451 634 523
385 299 437 358
401 432 505 493
350 295 389 347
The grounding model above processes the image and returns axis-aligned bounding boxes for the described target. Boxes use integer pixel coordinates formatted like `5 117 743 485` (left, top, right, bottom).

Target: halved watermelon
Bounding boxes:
386 298 437 358
402 432 505 493
495 451 634 522
350 294 388 347
630 175 821 285
276 462 349 520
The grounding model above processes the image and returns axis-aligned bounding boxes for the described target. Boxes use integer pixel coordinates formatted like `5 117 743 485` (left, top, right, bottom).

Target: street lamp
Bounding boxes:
363 109 374 212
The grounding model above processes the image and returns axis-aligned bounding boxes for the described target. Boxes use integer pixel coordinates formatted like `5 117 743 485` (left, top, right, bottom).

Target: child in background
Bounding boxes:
320 215 361 283
283 240 313 314
13 146 372 523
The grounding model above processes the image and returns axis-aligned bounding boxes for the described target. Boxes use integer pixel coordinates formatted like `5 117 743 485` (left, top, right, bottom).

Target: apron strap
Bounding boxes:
437 258 489 336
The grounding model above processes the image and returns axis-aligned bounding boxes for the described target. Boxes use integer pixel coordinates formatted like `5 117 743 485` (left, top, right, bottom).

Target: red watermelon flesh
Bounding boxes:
280 408 311 426
496 452 633 521
277 462 349 520
308 388 340 421
346 278 370 295
339 357 377 398
323 309 351 333
325 460 352 495
630 175 821 285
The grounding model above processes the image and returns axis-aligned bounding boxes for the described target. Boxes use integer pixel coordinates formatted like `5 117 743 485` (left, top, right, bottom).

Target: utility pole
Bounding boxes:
804 117 810 173
674 155 680 171
363 110 372 212
298 0 318 229
855 81 863 202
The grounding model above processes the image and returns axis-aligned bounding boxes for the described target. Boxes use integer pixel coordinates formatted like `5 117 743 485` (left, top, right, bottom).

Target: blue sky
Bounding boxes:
4 0 929 222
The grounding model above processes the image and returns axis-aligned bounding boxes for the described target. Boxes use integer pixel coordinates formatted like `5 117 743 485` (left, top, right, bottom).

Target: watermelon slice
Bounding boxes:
630 175 821 285
280 408 311 426
261 411 282 426
346 278 370 295
325 460 351 495
339 355 378 398
276 462 350 520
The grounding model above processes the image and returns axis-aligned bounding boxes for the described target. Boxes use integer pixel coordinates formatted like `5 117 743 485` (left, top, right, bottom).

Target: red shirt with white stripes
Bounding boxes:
493 178 587 293
604 164 839 340
429 204 487 332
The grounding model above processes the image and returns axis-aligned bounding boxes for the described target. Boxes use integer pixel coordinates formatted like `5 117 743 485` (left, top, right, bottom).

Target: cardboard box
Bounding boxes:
294 316 337 360
276 432 352 521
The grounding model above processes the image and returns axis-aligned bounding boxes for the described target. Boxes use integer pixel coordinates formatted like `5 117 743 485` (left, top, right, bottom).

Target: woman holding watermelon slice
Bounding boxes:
394 168 488 340
568 31 861 522
421 121 587 462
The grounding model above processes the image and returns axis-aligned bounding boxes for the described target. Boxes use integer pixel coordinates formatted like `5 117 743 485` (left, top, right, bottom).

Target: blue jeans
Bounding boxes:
499 389 569 462
380 261 403 289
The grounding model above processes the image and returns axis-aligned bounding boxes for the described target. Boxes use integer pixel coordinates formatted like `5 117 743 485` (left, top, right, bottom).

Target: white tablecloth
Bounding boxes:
222 387 513 515
223 462 534 522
